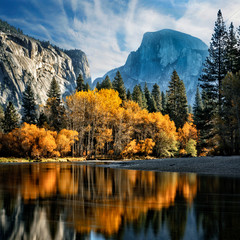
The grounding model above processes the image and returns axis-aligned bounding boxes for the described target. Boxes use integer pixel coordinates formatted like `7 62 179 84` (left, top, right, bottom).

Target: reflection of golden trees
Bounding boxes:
0 164 197 236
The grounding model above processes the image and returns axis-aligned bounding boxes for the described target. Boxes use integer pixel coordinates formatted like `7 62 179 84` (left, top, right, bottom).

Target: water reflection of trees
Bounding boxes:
194 176 240 240
0 164 198 239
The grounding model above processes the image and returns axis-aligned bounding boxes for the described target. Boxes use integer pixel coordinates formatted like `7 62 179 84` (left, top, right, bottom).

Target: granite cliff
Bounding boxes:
94 29 208 104
0 31 91 109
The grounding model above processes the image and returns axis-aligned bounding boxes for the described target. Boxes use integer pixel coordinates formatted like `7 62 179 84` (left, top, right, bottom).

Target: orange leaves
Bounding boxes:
56 129 78 156
122 138 156 157
178 114 198 156
1 123 78 158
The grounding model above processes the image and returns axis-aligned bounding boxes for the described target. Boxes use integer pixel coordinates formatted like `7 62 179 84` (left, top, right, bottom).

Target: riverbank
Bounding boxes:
1 156 240 177
0 157 86 163
101 156 240 177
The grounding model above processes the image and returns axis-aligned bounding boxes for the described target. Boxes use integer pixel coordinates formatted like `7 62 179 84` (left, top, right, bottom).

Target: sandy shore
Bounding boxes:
101 156 240 177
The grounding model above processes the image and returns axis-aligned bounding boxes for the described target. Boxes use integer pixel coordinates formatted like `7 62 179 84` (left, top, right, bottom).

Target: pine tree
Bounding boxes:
22 83 37 124
37 111 48 128
161 91 167 114
166 70 188 129
100 75 112 90
112 71 126 101
96 82 101 90
3 102 19 133
127 89 132 100
132 85 144 108
152 83 162 112
48 77 61 100
46 77 65 131
193 87 204 128
225 23 239 73
144 83 156 112
199 9 227 113
76 74 85 92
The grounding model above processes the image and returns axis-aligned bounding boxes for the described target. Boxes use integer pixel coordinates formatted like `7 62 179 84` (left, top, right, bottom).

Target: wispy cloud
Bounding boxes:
1 0 240 80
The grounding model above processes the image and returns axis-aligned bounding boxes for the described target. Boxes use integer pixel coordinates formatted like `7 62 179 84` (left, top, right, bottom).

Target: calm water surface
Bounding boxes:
0 163 240 240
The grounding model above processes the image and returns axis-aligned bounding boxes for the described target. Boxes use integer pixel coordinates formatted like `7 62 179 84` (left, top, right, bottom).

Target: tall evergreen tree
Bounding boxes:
112 71 127 101
22 83 37 124
161 91 167 115
127 89 132 100
76 74 85 92
3 102 19 133
96 82 101 90
166 70 188 129
46 77 65 131
193 87 203 126
199 9 227 113
132 85 143 108
226 22 239 73
100 75 112 90
144 83 156 112
152 83 162 112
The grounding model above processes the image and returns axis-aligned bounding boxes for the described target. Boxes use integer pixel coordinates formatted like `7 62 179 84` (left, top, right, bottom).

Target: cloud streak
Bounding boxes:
1 0 240 80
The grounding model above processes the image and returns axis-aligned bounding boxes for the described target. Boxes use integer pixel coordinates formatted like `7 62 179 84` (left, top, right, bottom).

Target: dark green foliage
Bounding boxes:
47 77 61 100
152 83 162 112
127 89 132 100
22 84 37 124
144 83 156 112
161 91 167 115
166 70 188 129
112 71 127 101
37 111 48 128
76 74 85 92
100 75 112 90
132 85 144 108
46 77 66 131
221 72 240 154
199 9 227 112
226 23 239 73
0 19 23 34
193 87 204 128
96 82 101 90
3 102 19 133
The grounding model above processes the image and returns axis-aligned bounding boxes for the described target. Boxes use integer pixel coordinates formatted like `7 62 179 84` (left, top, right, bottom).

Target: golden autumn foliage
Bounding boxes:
178 114 198 156
0 89 180 159
66 90 178 158
1 123 78 158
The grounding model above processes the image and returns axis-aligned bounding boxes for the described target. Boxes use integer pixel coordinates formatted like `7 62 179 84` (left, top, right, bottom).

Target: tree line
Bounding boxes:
0 9 238 158
0 68 198 159
194 10 240 155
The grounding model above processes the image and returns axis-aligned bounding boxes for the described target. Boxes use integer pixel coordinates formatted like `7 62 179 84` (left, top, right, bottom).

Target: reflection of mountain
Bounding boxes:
0 164 197 239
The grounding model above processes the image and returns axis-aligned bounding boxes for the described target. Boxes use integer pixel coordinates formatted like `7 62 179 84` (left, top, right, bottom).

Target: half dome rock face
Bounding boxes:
0 31 91 109
94 29 208 104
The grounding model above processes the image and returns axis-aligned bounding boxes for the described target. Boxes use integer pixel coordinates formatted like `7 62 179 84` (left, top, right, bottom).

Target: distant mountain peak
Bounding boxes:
94 29 208 104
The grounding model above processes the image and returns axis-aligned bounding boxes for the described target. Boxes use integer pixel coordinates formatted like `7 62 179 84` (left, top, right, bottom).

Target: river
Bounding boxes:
0 163 239 239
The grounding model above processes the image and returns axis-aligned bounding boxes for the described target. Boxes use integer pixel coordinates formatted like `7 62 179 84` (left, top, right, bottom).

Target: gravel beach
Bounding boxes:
102 156 240 177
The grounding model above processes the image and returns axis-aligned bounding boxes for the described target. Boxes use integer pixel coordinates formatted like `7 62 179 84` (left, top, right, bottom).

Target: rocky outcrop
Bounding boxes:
0 31 91 109
94 29 208 104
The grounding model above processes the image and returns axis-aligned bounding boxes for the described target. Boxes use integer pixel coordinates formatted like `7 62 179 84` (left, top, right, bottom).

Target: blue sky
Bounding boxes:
1 0 240 80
